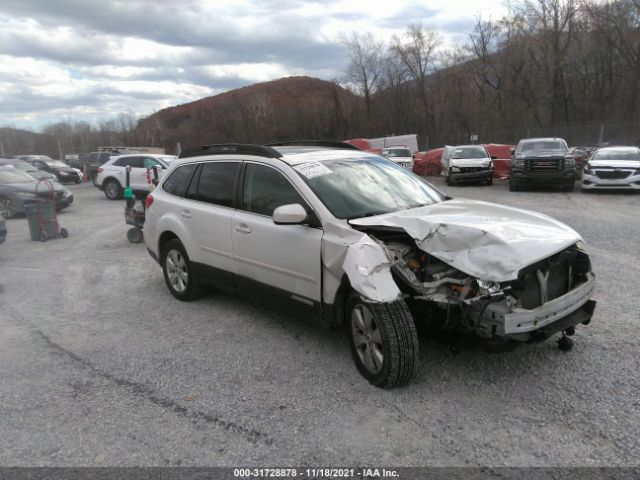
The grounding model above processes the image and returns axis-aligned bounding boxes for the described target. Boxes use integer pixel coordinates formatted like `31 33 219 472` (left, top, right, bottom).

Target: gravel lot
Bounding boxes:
0 179 638 467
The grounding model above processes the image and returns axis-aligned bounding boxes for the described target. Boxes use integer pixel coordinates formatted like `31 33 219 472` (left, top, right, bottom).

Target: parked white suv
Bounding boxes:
96 153 177 199
144 142 596 388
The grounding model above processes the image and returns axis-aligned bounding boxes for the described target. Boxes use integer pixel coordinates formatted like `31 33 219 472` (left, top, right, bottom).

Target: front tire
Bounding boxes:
509 181 519 192
347 293 419 388
162 239 203 301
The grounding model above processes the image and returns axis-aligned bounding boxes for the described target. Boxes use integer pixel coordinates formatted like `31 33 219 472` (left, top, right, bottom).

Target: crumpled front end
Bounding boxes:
381 235 596 341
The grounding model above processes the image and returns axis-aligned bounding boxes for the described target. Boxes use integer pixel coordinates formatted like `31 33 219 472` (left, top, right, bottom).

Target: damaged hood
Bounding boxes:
349 199 581 282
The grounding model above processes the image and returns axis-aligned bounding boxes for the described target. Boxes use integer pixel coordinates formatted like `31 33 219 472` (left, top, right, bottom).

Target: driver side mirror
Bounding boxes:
273 203 308 225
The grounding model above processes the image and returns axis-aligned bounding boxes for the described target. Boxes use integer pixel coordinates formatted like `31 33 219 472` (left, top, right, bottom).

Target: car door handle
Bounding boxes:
180 210 193 219
234 224 252 234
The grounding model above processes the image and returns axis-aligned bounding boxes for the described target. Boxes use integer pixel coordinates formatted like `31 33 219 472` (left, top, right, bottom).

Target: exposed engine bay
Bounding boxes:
359 228 596 342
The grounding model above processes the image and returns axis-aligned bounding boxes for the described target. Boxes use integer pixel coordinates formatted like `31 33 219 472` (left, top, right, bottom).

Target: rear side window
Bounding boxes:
114 157 144 168
162 164 197 197
242 163 303 217
193 162 239 207
98 153 112 163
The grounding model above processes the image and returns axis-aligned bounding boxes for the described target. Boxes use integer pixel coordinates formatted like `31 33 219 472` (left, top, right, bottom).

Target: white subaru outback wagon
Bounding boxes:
144 142 596 388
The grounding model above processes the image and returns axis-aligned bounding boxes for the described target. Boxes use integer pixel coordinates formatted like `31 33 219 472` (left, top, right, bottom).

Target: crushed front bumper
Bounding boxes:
469 272 596 339
582 172 640 190
450 168 493 183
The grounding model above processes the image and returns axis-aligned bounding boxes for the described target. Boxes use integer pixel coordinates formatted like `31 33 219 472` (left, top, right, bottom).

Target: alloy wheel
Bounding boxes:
165 249 188 293
351 303 384 374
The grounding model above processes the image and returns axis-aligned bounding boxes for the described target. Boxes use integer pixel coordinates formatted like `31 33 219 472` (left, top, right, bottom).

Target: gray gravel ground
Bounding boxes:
0 179 638 467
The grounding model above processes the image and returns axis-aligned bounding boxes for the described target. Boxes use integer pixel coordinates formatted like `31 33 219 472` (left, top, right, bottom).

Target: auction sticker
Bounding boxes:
294 162 333 179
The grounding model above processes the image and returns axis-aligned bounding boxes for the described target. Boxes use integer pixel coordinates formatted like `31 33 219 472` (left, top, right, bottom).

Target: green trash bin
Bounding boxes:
24 202 58 241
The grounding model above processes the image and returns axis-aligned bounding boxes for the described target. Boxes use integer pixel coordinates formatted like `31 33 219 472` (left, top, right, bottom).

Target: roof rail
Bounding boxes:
266 140 361 151
179 143 283 159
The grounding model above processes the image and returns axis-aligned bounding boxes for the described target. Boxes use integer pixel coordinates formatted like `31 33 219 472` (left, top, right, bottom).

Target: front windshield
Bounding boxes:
383 148 411 158
451 147 488 159
518 140 567 152
45 160 69 168
592 149 640 161
0 167 35 184
11 162 38 173
294 156 445 220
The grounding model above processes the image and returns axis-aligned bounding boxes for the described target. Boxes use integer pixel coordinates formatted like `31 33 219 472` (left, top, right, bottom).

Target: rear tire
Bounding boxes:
104 179 123 200
346 292 419 388
162 239 203 301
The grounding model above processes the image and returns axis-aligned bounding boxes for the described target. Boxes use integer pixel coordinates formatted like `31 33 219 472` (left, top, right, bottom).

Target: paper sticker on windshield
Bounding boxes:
295 162 333 179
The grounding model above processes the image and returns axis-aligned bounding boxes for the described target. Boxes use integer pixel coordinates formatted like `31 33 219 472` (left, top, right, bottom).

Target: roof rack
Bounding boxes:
179 144 283 159
266 140 361 151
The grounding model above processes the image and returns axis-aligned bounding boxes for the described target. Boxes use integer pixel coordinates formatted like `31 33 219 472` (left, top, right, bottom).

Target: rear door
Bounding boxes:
180 161 240 288
231 162 323 314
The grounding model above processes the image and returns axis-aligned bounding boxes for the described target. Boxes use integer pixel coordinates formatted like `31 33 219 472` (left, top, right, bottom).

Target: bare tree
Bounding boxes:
342 33 385 134
391 24 441 146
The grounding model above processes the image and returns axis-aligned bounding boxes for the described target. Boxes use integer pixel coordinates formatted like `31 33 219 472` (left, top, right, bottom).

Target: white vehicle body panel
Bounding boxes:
232 210 323 301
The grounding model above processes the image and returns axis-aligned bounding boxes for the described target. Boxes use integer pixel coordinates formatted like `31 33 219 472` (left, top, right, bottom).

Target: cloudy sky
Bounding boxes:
0 0 507 130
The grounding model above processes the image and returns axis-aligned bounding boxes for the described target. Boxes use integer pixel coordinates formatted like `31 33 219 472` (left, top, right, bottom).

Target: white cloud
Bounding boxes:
0 0 510 129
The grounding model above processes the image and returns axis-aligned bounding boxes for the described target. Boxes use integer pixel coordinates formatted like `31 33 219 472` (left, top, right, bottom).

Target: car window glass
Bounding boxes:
114 157 143 168
242 163 304 217
194 162 238 207
143 157 161 168
162 164 197 197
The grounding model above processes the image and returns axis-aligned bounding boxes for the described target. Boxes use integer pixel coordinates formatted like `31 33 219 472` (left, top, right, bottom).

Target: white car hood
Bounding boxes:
349 199 581 282
588 160 640 169
450 158 491 168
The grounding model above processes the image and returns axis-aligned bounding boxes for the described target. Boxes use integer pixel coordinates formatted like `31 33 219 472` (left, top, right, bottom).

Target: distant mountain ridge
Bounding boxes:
139 76 361 149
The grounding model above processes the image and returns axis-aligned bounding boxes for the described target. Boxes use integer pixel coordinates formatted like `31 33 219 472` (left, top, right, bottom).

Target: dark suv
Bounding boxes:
510 137 577 191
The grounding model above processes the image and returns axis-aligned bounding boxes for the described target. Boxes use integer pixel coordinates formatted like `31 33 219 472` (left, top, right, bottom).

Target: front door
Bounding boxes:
232 162 323 314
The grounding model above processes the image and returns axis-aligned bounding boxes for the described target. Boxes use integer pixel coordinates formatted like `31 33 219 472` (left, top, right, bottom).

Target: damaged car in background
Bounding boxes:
144 143 596 389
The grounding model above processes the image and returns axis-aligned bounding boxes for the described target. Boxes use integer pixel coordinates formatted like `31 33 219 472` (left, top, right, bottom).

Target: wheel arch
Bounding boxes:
158 230 180 258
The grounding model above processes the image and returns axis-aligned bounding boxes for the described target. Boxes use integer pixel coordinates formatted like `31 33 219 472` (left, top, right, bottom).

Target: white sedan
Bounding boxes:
582 146 640 191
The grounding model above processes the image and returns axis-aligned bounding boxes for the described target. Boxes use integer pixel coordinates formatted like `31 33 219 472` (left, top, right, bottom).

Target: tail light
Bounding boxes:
145 194 154 209
97 167 103 173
